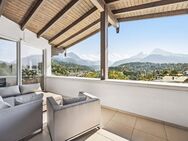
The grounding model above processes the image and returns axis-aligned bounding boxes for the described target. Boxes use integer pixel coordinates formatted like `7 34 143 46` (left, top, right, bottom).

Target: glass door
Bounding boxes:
21 44 44 89
0 38 17 87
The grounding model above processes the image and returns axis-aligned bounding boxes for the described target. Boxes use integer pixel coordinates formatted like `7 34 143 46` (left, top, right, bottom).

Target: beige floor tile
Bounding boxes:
72 129 99 141
165 125 188 141
110 112 136 128
28 131 51 141
104 119 133 140
43 124 49 134
132 129 167 141
30 108 188 141
84 133 112 141
43 112 47 124
135 118 166 139
101 108 116 127
97 129 129 141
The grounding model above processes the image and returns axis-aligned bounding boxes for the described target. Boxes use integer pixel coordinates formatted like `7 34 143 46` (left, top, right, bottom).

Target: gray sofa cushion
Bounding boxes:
0 96 12 110
19 83 42 94
15 93 43 105
0 86 20 98
3 97 15 106
63 96 87 106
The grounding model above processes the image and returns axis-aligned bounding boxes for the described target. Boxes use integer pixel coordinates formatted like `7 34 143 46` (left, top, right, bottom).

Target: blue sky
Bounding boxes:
1 15 188 63
68 15 188 62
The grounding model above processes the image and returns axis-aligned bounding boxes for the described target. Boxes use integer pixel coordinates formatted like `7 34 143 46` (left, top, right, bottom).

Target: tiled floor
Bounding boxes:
29 107 188 141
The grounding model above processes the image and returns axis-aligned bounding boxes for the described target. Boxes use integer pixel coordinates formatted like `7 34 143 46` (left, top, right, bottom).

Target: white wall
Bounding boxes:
46 76 188 127
0 16 51 76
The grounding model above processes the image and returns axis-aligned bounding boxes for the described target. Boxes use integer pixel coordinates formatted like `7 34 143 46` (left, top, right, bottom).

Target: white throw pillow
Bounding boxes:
19 83 42 94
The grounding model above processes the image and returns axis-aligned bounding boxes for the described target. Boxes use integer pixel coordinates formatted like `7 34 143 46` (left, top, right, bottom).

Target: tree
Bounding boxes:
109 71 127 80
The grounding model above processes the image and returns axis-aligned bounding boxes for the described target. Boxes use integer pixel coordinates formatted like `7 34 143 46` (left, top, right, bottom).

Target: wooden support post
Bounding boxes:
100 5 108 80
0 0 6 17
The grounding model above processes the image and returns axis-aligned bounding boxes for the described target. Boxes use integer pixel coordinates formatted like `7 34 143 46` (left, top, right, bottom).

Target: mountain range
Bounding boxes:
2 48 188 69
52 52 100 70
22 55 42 66
112 48 188 66
52 49 188 68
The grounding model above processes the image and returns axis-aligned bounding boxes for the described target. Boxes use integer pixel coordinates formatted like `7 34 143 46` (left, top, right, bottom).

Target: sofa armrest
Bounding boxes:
79 91 99 99
47 97 101 141
0 100 43 141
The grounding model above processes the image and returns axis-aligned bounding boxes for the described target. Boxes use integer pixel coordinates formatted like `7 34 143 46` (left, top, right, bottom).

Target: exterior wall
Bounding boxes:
0 16 51 88
46 76 188 127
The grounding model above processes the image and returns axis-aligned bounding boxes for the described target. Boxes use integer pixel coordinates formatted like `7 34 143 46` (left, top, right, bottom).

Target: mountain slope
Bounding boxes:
112 48 188 66
52 52 99 70
112 52 146 66
22 55 42 66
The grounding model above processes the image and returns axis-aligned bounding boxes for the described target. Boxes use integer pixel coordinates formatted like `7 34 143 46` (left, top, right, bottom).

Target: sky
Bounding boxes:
0 15 188 63
0 40 42 63
68 15 188 62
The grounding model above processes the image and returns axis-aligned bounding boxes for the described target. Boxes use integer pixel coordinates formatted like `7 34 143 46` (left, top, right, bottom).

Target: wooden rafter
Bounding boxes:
64 29 100 49
0 0 6 17
90 0 119 29
105 0 120 4
54 19 100 48
118 9 188 22
37 0 79 38
20 0 43 30
113 0 188 14
49 7 97 44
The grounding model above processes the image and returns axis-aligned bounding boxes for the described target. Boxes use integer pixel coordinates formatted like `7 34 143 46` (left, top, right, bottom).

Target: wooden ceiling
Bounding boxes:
1 0 188 49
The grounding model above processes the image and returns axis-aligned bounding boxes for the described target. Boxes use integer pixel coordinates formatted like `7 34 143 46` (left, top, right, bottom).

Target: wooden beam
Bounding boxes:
113 0 188 14
118 9 188 22
90 0 119 29
20 0 43 30
62 29 100 49
51 47 65 56
37 0 79 38
0 0 6 17
105 0 120 4
100 5 108 80
49 7 97 44
54 19 100 48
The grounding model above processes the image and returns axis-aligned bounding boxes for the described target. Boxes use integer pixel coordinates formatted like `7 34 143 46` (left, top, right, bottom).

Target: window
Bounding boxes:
0 38 17 87
108 15 188 83
52 33 100 78
21 44 44 88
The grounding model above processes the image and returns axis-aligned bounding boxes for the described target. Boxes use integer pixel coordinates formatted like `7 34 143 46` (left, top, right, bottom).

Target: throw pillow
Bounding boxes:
63 96 87 106
15 93 43 105
19 83 42 94
0 86 20 98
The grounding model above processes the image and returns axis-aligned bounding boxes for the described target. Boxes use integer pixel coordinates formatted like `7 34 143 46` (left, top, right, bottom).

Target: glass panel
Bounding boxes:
21 44 44 88
0 39 17 87
108 15 188 83
52 33 100 78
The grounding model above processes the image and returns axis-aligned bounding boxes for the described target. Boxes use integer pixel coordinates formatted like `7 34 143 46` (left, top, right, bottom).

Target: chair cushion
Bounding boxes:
15 93 43 105
0 96 12 110
42 92 62 106
63 96 87 106
19 83 42 94
0 86 20 98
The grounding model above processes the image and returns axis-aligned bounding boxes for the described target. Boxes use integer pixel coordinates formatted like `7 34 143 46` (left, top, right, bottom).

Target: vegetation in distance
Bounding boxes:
51 60 188 82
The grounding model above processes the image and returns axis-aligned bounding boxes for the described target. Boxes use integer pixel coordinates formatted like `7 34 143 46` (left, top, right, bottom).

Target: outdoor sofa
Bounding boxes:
47 92 101 141
0 83 63 141
0 84 43 141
